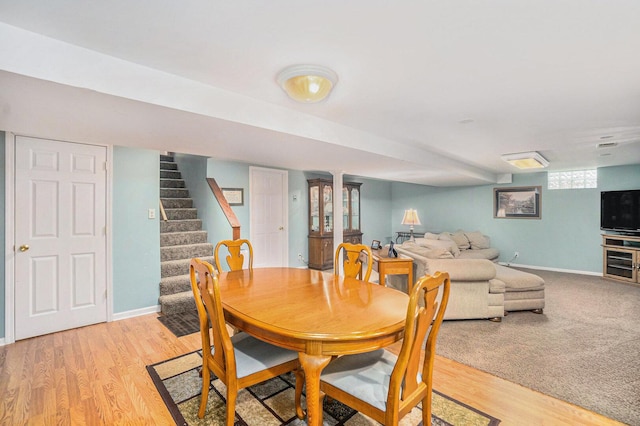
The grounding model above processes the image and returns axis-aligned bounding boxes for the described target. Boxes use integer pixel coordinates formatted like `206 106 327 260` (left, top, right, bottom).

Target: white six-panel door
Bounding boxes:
250 167 288 267
14 136 107 340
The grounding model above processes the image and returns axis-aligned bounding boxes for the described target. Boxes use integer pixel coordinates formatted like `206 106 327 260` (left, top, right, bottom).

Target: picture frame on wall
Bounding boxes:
494 186 541 219
222 188 244 206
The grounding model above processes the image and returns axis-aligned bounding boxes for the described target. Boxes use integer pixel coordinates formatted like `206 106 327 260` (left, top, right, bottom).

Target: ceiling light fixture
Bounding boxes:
501 151 549 169
277 64 338 103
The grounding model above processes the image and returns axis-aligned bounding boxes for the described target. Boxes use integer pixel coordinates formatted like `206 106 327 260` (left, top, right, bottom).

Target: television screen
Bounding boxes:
601 190 640 233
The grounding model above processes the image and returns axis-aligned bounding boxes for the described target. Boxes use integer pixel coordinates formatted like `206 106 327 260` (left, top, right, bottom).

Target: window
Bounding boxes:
547 169 597 190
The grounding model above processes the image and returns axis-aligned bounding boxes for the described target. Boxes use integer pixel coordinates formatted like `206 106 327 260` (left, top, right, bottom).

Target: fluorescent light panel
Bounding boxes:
501 151 549 169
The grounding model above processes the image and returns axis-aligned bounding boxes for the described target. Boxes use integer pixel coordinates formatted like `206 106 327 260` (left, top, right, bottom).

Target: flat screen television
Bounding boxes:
600 189 640 234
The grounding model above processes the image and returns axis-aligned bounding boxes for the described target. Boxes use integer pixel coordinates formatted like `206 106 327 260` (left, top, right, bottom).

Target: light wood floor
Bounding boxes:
0 314 623 426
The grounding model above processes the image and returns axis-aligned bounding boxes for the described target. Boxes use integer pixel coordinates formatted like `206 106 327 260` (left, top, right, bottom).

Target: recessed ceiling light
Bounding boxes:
501 151 549 169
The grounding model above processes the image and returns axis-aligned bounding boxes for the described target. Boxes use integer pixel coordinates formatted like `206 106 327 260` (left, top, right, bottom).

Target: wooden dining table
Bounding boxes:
217 267 409 426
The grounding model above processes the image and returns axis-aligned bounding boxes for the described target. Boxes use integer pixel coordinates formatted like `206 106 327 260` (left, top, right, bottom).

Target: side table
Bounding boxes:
371 249 414 291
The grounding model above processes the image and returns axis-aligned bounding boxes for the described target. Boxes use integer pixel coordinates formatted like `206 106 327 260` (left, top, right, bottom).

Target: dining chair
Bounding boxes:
319 271 451 426
334 242 373 282
214 238 253 272
189 258 304 424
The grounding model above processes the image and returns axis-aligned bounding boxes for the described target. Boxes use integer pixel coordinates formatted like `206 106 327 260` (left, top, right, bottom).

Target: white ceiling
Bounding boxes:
0 1 639 186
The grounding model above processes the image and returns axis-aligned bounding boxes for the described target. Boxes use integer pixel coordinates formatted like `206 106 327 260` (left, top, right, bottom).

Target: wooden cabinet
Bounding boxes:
602 234 640 285
308 179 363 270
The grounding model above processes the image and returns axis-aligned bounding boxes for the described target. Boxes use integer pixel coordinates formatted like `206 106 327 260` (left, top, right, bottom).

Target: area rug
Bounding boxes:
158 311 200 337
147 349 500 426
436 268 640 426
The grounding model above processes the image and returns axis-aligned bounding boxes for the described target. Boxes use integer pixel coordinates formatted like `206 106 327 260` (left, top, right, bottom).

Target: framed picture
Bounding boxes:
494 186 541 219
371 240 382 250
222 188 244 206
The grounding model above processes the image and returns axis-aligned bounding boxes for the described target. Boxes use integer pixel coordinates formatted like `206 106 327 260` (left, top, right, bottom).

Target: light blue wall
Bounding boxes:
112 147 161 312
391 165 640 273
360 178 394 245
0 139 636 339
288 170 309 266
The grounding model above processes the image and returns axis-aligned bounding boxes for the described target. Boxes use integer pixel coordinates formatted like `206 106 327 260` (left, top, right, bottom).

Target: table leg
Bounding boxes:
299 352 332 426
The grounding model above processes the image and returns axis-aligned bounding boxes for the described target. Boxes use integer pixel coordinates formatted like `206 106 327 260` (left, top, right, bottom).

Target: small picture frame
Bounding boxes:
371 240 382 250
494 186 541 219
222 188 244 206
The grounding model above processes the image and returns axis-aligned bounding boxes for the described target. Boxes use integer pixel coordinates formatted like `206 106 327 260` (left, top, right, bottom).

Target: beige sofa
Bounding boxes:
389 230 545 320
389 233 505 321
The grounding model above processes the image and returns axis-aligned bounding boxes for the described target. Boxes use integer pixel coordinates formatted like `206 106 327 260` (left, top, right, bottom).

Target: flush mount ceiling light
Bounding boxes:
277 64 338 103
501 151 549 169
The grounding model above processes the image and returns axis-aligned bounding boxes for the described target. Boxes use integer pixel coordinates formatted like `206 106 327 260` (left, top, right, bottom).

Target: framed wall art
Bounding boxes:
494 186 541 219
222 188 244 206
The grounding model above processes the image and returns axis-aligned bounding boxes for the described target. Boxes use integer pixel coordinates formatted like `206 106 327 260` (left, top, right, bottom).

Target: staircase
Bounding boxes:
158 154 214 315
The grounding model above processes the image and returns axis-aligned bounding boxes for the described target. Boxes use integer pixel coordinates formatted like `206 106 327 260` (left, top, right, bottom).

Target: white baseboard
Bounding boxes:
112 305 160 321
498 262 601 277
0 337 5 347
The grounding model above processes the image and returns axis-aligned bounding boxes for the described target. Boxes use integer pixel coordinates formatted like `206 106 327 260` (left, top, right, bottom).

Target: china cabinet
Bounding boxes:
308 178 362 270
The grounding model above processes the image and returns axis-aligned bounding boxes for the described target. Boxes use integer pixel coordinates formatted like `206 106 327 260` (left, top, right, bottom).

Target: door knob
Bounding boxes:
19 244 30 252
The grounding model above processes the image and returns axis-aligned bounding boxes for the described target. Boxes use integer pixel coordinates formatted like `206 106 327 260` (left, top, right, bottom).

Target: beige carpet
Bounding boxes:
436 268 640 426
147 348 501 426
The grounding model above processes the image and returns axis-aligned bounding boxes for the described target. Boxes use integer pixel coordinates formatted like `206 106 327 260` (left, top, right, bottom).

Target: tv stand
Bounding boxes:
602 234 640 285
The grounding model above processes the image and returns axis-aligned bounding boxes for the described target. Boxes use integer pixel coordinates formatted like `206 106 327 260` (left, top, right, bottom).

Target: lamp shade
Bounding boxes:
277 65 338 103
401 209 421 226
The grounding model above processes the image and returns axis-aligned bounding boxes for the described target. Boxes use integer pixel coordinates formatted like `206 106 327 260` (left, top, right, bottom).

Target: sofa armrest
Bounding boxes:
423 258 496 281
394 245 497 282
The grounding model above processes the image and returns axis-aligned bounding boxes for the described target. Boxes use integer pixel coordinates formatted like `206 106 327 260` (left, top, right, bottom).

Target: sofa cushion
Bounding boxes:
457 247 500 261
423 258 497 281
448 230 471 250
397 243 448 259
494 264 545 291
413 238 460 257
465 231 491 250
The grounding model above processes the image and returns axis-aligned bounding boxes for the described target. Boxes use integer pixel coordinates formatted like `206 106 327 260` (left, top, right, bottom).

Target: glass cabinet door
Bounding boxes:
309 185 320 232
343 187 349 230
351 187 360 231
323 184 333 233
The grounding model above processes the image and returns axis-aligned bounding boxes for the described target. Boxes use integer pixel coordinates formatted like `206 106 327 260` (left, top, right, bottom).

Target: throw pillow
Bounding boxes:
465 231 491 250
424 232 439 240
424 248 454 259
450 229 471 250
414 238 460 257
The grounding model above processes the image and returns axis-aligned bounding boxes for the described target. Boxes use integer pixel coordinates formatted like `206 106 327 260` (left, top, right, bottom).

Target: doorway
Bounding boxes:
10 135 109 340
249 167 288 267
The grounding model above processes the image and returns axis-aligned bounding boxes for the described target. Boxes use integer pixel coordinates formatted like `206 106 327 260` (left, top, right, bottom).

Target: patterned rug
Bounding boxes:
147 349 500 426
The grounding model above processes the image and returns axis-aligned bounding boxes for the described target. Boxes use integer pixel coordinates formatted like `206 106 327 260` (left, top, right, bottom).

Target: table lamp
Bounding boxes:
401 209 421 242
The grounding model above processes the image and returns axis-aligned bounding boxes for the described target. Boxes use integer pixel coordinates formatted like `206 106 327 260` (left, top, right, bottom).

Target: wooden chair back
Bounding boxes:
214 239 253 272
190 259 234 385
189 258 304 424
388 271 450 423
334 242 373 282
319 271 450 425
189 258 213 364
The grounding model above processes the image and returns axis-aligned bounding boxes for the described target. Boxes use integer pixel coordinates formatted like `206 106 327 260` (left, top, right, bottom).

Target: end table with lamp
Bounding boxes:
370 248 414 291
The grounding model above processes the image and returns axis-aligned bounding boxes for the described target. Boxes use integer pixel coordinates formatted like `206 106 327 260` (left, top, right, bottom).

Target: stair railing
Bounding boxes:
159 199 168 221
206 177 241 240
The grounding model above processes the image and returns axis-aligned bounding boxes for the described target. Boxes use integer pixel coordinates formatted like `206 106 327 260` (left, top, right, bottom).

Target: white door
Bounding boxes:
250 167 288 267
14 136 107 340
